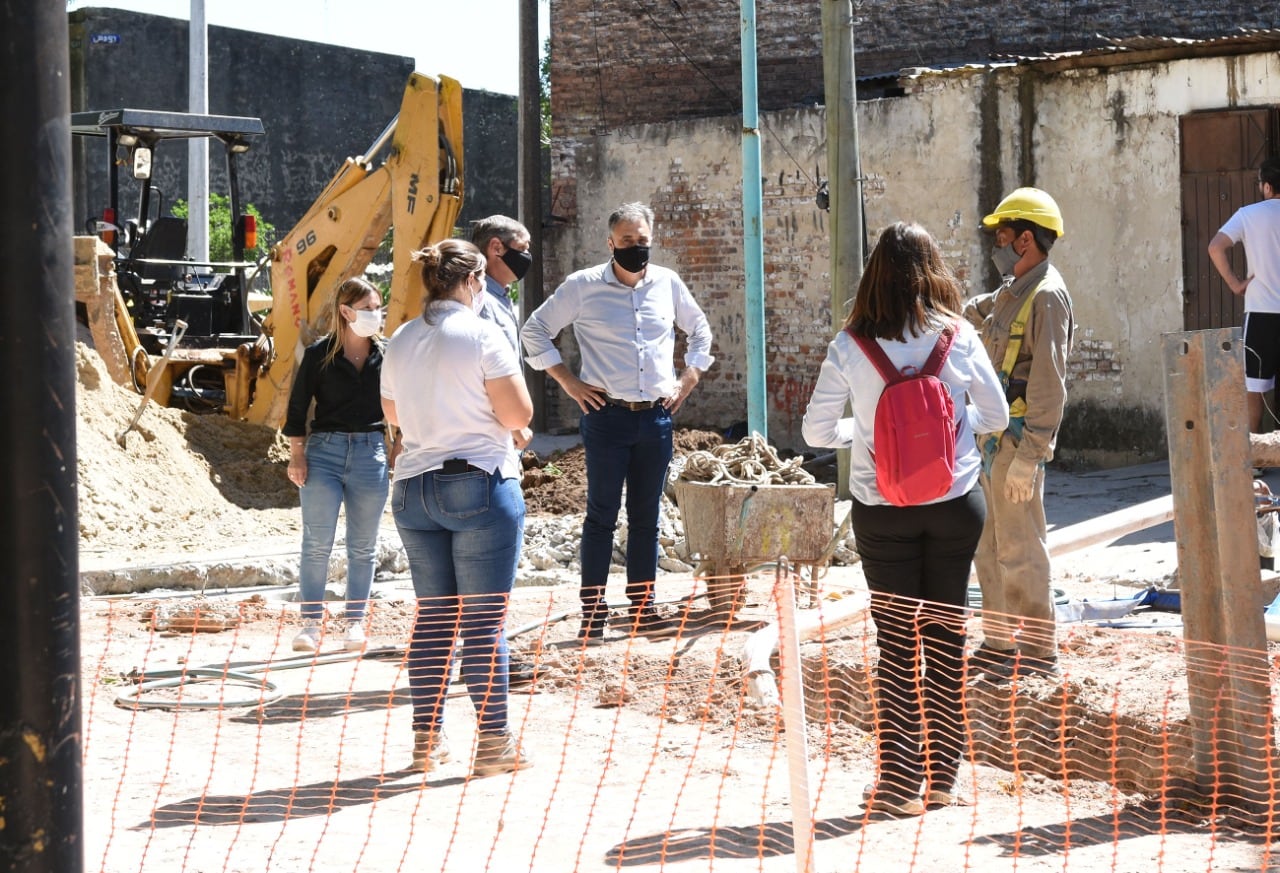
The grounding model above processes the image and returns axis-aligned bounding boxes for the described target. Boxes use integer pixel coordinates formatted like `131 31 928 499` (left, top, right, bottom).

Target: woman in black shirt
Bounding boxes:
284 277 390 653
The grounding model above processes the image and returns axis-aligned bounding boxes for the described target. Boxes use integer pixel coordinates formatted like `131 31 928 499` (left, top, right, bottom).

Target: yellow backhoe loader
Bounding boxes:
73 71 463 428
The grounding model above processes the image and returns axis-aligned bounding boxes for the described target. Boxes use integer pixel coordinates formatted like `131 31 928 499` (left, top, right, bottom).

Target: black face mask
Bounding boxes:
500 246 532 281
612 244 650 273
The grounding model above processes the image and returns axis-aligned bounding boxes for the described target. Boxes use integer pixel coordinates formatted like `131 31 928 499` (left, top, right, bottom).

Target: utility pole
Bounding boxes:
821 0 863 498
519 0 546 430
741 0 767 438
188 0 209 262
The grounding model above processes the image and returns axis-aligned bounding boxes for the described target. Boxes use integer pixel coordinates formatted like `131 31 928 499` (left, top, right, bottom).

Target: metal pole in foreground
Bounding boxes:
519 0 547 432
1161 329 1276 816
0 3 83 872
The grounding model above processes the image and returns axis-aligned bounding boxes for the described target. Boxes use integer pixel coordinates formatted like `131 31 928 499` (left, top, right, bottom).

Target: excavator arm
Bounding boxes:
240 72 464 426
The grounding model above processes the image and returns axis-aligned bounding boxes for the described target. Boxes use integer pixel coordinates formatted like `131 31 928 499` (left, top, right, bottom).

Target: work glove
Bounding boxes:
1004 454 1040 504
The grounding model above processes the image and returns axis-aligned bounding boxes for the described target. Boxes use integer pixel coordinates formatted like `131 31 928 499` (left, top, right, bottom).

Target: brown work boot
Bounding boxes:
410 730 451 772
471 730 532 778
863 786 925 817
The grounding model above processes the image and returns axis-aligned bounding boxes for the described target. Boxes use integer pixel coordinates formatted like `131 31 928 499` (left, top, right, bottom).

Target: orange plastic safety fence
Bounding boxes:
80 570 1280 872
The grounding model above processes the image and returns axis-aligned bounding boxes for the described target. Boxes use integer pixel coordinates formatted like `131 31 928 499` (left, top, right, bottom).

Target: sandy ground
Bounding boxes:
71 343 1280 872
80 564 1280 873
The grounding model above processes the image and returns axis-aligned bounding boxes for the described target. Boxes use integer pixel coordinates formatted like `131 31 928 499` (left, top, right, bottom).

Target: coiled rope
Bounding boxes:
677 432 816 486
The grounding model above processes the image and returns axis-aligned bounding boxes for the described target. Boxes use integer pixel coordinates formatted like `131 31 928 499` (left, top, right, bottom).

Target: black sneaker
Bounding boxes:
984 654 1060 683
577 616 607 644
629 604 676 637
508 656 537 686
966 644 1015 677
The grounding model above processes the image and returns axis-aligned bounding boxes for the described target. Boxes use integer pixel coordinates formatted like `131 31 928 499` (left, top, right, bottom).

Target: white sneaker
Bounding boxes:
343 622 367 652
292 624 320 653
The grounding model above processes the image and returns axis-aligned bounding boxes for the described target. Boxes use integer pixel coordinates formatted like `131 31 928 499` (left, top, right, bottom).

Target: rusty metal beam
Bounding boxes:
1162 328 1276 814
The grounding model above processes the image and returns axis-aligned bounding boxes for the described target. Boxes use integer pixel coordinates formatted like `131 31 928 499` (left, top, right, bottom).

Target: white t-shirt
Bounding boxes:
1219 199 1280 312
382 300 522 482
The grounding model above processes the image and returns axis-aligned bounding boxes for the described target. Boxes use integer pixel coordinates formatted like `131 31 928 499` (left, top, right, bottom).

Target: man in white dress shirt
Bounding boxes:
521 202 715 640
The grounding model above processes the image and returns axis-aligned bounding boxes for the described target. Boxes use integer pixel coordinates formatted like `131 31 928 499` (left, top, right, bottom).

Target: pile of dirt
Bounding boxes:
74 340 732 558
519 448 587 517
75 343 299 560
519 427 724 517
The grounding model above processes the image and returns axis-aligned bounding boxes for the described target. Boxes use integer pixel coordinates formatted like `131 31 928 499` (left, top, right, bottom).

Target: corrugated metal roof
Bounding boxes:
988 28 1280 65
1097 28 1280 51
886 28 1280 84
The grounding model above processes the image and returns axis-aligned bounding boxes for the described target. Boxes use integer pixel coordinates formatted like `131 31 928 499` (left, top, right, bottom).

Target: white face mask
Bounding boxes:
348 308 383 338
471 279 487 314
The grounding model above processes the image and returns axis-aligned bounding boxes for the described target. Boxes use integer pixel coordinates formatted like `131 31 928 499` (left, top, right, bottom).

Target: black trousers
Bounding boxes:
851 487 986 797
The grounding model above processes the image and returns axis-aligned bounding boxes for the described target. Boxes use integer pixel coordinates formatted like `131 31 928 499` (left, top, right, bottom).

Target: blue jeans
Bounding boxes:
579 404 673 620
298 431 389 622
392 468 525 733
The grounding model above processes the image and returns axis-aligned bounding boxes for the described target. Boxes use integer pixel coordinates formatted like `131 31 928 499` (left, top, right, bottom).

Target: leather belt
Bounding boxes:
604 395 660 411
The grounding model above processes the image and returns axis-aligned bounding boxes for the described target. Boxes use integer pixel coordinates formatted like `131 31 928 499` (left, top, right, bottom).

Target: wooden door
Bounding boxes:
1180 108 1276 331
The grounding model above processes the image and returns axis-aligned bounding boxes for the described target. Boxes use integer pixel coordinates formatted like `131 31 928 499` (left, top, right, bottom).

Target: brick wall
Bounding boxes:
538 48 1280 460
538 116 841 445
551 1 821 142
551 0 1273 141
1071 337 1123 388
548 0 1275 229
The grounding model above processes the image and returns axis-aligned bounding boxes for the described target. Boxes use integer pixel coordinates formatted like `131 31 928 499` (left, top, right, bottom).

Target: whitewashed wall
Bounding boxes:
546 50 1280 462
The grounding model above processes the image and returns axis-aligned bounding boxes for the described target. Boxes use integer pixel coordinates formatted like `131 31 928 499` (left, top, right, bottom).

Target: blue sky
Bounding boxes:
68 0 549 95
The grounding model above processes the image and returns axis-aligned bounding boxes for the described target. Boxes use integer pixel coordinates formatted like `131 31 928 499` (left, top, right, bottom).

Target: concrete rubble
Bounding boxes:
81 494 860 597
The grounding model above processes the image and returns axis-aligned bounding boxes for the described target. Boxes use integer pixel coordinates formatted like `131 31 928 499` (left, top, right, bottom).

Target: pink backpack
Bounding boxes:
849 325 959 506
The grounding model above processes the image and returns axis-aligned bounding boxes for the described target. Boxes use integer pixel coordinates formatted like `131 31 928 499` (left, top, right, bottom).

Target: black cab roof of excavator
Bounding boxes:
70 109 264 150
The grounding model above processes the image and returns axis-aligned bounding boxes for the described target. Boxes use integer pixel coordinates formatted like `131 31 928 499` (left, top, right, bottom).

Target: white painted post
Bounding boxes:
188 0 209 262
774 560 815 873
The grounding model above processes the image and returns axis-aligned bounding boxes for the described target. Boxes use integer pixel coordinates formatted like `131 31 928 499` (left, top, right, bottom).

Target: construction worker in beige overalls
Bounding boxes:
963 188 1075 681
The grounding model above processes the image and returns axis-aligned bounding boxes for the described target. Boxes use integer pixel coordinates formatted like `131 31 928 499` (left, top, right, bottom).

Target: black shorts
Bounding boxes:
1243 311 1280 391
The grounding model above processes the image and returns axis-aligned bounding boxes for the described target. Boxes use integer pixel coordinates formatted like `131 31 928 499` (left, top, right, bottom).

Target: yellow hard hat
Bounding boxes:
982 187 1064 237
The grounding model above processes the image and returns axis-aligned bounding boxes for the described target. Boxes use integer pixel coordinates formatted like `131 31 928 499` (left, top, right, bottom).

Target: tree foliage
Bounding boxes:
540 34 552 145
170 193 275 263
